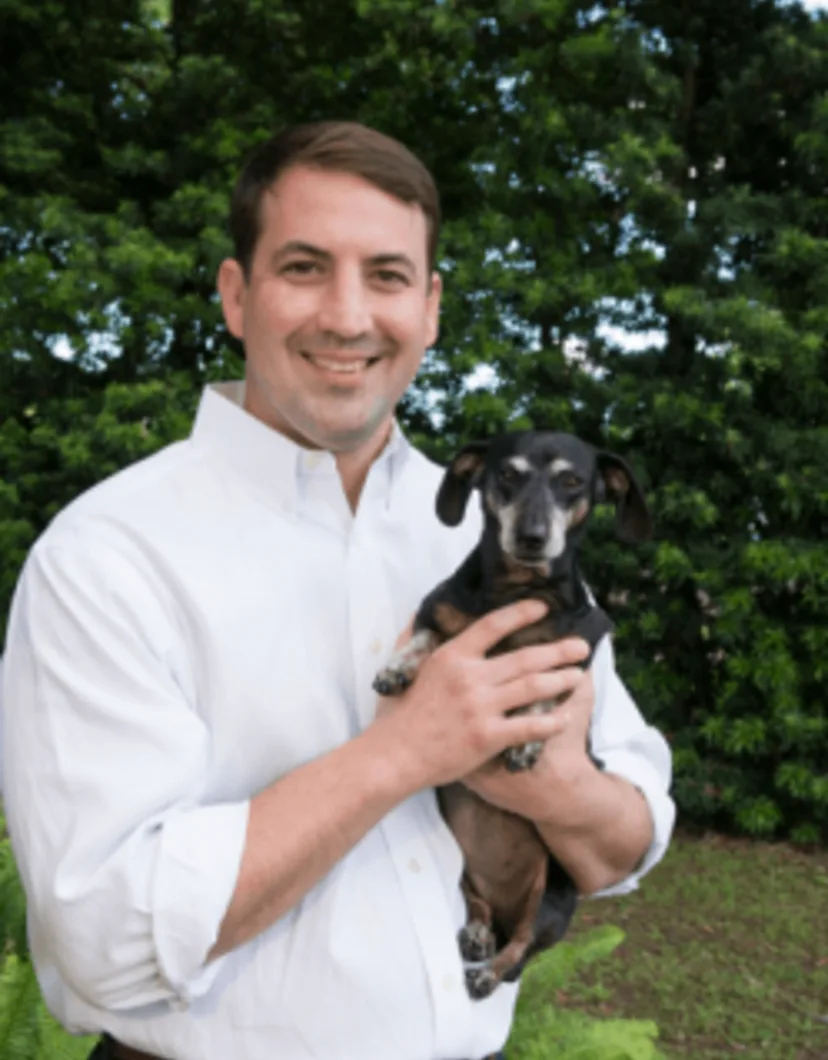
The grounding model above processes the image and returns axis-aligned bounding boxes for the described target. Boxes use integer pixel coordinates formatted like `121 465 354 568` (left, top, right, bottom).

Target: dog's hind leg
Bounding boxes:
464 857 548 1000
458 878 496 962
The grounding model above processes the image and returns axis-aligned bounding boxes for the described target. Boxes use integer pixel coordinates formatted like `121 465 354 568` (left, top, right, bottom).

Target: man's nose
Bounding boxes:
317 266 372 338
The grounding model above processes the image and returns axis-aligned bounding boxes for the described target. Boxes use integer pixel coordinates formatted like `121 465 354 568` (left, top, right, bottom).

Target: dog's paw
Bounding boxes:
372 666 414 696
465 964 498 1000
458 921 496 962
502 740 543 772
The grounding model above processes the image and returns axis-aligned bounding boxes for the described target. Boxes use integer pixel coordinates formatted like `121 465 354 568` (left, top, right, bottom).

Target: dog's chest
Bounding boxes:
491 611 571 655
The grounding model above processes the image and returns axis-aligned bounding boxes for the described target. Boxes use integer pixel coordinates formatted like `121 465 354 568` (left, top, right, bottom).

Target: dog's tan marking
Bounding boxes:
433 601 475 638
500 556 547 584
454 451 484 477
604 467 630 497
569 497 590 527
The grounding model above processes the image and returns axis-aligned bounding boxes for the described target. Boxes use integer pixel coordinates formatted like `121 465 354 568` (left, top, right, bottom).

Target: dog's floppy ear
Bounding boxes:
436 441 490 526
595 451 652 542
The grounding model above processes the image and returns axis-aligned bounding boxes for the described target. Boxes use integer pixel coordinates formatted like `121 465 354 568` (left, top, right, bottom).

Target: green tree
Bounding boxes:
596 0 828 841
2 0 827 838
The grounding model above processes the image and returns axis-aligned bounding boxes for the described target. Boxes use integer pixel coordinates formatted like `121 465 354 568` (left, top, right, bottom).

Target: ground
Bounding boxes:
560 830 828 1059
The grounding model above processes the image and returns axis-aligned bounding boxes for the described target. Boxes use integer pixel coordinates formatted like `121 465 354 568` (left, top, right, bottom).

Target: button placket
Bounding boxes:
346 525 394 729
381 803 473 1055
346 495 474 1055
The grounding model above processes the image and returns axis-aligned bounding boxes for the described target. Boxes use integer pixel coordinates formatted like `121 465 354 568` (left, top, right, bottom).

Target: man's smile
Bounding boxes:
299 351 383 376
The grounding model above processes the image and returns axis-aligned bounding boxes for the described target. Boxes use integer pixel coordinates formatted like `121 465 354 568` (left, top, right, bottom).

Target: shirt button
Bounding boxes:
408 857 421 874
442 973 457 993
369 638 383 655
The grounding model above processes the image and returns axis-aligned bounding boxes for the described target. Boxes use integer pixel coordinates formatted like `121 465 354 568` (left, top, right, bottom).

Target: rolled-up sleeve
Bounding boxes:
1 531 249 1010
587 633 676 898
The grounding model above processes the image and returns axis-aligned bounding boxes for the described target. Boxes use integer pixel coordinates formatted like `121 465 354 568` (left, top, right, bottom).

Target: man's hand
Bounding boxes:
461 668 599 824
372 601 590 793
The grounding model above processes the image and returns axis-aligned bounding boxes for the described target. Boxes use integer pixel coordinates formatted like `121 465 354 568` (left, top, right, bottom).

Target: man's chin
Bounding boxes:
296 403 395 455
246 377 395 455
316 419 392 454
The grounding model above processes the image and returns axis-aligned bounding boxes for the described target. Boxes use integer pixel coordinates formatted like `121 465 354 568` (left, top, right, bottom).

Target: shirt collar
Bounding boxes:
190 381 411 512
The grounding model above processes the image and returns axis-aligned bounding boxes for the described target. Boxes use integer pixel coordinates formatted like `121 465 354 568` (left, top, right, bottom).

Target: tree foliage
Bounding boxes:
1 0 826 846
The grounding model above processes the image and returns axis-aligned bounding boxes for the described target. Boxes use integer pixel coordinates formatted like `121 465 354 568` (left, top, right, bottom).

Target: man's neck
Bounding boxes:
241 381 394 512
335 420 394 511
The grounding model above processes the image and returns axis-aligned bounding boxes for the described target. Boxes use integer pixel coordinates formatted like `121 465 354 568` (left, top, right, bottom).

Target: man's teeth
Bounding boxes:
305 354 375 373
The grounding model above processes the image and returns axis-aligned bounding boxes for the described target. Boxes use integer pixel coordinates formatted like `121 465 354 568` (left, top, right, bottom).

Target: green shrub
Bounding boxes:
509 926 667 1060
0 956 95 1060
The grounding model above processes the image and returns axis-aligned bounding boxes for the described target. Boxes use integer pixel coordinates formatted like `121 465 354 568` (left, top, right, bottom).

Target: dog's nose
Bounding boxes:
516 526 547 552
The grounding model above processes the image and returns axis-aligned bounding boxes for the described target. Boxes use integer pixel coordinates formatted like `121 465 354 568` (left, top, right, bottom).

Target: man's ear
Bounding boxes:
436 441 490 526
424 271 442 348
595 452 653 543
217 258 247 340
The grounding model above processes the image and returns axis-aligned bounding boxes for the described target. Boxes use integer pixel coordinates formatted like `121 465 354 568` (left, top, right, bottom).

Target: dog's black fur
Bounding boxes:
374 430 652 998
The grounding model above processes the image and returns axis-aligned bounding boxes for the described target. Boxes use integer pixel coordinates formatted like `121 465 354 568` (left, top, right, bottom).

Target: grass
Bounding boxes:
552 828 828 1060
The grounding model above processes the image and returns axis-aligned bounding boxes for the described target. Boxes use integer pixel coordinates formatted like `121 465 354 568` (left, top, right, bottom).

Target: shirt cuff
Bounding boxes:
587 749 676 900
151 799 250 1002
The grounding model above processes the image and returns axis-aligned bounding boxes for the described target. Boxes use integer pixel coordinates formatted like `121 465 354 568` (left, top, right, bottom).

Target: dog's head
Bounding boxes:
436 431 652 570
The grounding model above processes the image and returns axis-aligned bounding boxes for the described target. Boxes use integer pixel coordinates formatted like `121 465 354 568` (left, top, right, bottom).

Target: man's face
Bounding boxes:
218 165 441 452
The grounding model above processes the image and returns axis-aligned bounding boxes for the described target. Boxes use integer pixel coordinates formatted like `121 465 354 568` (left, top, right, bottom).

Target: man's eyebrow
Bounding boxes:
368 253 418 275
272 241 332 263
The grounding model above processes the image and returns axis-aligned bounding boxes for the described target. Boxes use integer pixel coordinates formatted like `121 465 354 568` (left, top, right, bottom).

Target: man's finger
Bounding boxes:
498 666 585 714
456 599 548 657
485 637 590 686
493 706 570 748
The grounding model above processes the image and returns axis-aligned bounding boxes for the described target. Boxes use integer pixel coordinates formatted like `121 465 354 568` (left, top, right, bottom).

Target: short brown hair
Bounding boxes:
229 121 441 279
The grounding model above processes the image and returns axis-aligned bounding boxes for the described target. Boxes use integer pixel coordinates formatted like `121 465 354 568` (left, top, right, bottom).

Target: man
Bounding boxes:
2 121 675 1060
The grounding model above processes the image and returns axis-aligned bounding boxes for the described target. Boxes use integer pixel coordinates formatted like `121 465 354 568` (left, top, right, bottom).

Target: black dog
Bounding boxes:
374 430 652 999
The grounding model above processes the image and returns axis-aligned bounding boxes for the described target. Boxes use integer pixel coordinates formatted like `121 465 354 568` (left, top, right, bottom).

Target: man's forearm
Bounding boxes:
209 717 420 959
534 765 653 896
209 608 591 961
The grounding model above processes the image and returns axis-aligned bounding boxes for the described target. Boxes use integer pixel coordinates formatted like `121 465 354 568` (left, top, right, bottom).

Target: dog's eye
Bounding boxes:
498 465 520 486
559 472 583 490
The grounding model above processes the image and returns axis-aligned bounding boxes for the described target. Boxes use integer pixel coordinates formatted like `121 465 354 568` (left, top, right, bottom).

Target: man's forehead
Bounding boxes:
259 166 429 259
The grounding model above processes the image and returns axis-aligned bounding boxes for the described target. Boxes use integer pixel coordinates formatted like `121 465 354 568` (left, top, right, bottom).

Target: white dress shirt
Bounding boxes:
2 382 675 1060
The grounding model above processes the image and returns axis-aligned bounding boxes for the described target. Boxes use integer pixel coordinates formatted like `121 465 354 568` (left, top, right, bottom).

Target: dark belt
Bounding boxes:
92 1039 153 1060
102 1036 503 1060
100 1038 161 1060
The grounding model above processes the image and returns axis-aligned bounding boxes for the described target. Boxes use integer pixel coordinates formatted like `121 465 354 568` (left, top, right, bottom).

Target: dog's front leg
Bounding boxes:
372 628 440 696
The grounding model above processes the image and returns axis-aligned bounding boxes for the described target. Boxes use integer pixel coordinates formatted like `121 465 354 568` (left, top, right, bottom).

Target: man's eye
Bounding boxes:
375 270 409 286
282 261 320 276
